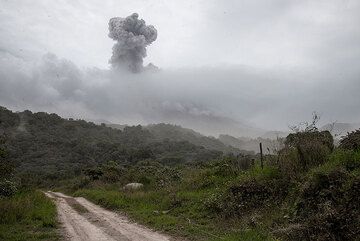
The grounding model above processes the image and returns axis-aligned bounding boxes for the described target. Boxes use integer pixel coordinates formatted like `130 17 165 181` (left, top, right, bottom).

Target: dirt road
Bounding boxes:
45 191 171 241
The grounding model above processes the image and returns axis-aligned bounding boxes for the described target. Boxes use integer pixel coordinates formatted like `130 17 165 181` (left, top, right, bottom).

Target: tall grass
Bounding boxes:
71 148 360 240
0 190 59 241
308 149 360 176
74 187 275 241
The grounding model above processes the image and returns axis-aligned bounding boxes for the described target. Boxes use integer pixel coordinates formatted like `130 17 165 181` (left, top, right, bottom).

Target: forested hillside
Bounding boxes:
0 106 229 186
109 123 255 154
1 106 360 240
219 134 284 154
145 123 247 154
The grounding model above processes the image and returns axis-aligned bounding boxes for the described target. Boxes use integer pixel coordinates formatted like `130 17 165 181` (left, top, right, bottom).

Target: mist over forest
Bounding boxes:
1 1 360 241
1 0 360 136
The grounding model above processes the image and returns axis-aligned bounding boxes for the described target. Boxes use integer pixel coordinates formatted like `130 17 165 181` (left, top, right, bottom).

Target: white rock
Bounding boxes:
123 183 144 191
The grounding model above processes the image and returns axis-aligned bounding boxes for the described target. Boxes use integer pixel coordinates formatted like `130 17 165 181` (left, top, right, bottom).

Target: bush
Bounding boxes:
279 131 334 176
278 147 302 178
317 149 360 174
292 169 360 240
213 156 253 175
339 129 360 151
205 177 288 218
0 180 17 197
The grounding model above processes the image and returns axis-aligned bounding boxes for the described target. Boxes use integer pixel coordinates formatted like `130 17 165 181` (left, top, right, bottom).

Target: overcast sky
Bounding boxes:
0 0 359 135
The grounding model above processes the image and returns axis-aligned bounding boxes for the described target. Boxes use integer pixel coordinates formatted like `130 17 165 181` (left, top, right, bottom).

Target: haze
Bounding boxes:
0 0 359 136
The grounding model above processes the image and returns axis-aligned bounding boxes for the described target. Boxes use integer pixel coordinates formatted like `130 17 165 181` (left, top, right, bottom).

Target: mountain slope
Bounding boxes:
0 106 223 185
218 134 284 154
145 123 243 154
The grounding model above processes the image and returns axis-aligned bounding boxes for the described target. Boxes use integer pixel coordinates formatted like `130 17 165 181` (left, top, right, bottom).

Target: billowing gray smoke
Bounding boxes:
108 13 157 73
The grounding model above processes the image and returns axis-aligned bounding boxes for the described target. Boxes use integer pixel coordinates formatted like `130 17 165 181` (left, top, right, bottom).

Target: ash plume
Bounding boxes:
108 13 158 73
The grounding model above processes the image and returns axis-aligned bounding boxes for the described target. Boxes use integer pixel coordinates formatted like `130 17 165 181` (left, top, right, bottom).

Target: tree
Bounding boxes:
0 136 14 180
0 135 17 196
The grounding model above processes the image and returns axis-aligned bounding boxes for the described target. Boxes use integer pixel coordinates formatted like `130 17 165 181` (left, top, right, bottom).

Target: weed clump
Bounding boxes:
204 166 289 218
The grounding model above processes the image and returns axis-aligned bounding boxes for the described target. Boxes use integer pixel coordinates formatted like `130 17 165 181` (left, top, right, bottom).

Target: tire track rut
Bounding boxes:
46 191 170 241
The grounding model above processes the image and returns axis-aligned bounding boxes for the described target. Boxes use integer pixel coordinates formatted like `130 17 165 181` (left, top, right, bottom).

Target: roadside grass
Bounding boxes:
73 175 276 241
72 150 360 241
209 229 276 241
74 188 274 240
309 149 360 175
0 190 60 241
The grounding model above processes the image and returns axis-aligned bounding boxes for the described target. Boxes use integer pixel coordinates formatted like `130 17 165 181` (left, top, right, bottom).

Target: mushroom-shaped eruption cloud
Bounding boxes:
108 13 158 73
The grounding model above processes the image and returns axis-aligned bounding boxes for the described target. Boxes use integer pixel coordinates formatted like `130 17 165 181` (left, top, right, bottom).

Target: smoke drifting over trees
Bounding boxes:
1 50 359 136
108 13 158 73
0 1 360 135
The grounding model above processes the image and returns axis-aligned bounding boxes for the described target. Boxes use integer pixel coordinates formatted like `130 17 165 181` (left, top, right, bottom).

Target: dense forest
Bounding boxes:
0 106 246 186
108 122 245 154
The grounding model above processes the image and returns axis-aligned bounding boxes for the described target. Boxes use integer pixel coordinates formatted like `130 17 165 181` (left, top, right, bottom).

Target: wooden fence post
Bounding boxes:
259 142 264 169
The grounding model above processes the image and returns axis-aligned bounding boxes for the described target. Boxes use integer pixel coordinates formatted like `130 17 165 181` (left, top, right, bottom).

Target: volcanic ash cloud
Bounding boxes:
108 13 158 73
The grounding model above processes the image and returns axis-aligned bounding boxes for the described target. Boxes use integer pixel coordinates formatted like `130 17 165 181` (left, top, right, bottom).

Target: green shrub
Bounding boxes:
292 169 360 240
212 156 253 176
0 180 17 197
310 149 360 175
278 147 302 178
205 177 288 218
339 129 360 151
278 131 334 177
279 149 360 241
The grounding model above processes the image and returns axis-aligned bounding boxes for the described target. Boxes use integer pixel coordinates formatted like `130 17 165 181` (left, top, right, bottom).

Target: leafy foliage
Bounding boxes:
0 180 17 197
0 106 225 186
0 136 14 180
290 150 360 240
146 123 243 154
278 131 333 178
205 178 288 218
1 106 359 240
339 129 360 151
70 134 359 241
0 134 17 197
